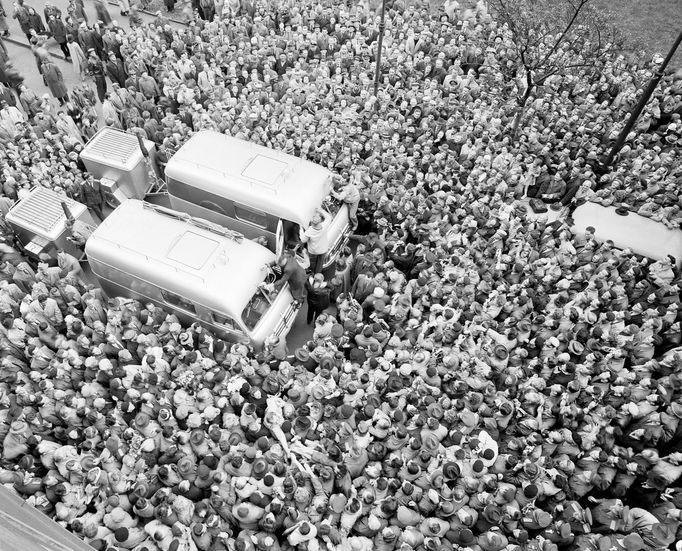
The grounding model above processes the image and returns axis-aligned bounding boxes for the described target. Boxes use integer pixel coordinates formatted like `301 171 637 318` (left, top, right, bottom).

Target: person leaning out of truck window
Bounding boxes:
299 207 332 274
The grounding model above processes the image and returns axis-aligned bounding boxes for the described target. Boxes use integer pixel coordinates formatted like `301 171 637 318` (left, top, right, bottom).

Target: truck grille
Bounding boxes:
274 298 299 337
83 129 140 164
10 188 77 234
323 226 351 267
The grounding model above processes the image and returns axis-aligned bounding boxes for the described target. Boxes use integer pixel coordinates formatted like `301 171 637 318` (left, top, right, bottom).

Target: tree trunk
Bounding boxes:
511 83 533 140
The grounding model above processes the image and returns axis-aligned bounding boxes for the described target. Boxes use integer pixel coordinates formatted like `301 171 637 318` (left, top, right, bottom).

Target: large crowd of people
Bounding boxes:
1 0 682 550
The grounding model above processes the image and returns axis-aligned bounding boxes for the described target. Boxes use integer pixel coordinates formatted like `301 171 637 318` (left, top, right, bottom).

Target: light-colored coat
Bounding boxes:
67 40 87 76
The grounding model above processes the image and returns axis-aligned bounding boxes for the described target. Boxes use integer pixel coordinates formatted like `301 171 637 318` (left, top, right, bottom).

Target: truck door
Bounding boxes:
275 219 284 259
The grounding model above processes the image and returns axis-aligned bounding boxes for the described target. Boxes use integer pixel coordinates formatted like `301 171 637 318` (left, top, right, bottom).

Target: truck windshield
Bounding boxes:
241 282 277 331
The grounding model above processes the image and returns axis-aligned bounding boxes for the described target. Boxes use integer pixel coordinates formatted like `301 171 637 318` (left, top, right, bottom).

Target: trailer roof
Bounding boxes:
85 201 275 315
164 131 333 227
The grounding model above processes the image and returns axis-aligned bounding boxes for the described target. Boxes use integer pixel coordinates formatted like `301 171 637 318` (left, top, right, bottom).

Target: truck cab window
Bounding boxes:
234 204 269 229
161 290 196 314
168 177 233 216
212 312 241 332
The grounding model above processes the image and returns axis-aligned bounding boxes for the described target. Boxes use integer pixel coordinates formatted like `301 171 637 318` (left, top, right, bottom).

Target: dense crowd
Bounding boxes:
2 0 682 551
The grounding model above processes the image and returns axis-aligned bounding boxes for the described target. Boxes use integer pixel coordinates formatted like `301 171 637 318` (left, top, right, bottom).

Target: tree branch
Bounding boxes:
594 19 603 52
535 0 590 69
535 60 612 85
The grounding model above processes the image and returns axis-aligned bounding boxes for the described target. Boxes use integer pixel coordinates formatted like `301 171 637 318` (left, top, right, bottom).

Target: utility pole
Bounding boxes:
373 0 387 97
602 29 682 169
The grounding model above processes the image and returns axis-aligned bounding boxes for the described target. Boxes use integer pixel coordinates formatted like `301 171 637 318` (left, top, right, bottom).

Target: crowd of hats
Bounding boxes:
0 83 103 205
2 0 682 550
113 2 682 220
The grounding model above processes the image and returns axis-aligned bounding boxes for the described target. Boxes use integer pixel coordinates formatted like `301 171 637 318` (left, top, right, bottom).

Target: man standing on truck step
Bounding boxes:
299 207 332 274
82 174 106 221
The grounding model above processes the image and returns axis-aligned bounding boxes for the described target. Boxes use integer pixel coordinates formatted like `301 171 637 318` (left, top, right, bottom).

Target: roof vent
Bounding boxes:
241 155 288 186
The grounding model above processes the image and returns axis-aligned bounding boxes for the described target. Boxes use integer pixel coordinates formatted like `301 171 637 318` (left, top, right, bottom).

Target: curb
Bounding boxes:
4 35 68 61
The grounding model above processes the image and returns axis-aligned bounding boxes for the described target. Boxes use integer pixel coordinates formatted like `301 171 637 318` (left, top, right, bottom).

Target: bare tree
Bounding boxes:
488 0 624 138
